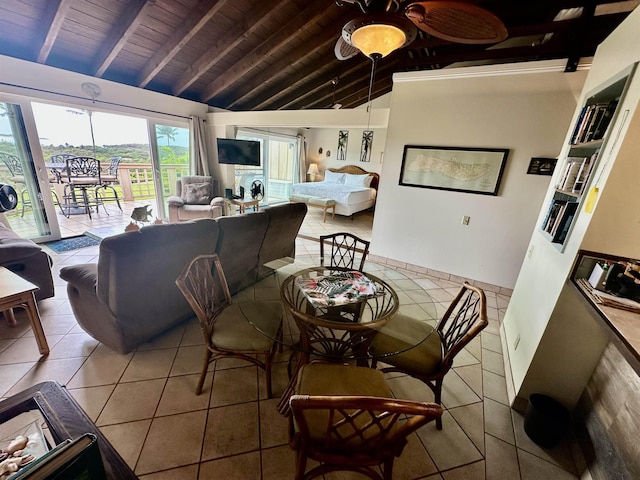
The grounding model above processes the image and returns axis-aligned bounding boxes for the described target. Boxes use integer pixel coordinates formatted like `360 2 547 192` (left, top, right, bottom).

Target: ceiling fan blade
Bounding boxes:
405 1 507 44
335 36 359 60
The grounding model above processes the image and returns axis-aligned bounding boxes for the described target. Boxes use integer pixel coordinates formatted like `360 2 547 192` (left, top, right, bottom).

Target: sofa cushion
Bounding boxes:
184 182 211 205
259 203 307 277
0 222 42 262
215 212 269 294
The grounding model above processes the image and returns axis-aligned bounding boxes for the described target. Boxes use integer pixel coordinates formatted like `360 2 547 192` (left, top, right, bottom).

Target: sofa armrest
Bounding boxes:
60 263 98 296
166 196 184 207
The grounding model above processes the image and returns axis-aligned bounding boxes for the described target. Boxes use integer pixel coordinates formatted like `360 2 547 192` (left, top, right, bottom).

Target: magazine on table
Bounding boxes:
295 270 382 308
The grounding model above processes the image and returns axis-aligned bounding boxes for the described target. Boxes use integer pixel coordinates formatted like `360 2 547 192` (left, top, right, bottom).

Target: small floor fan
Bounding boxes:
0 184 18 213
250 180 264 200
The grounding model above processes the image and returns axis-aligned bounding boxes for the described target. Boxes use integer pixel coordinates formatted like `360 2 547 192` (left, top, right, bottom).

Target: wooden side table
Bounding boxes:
225 197 260 214
0 267 49 355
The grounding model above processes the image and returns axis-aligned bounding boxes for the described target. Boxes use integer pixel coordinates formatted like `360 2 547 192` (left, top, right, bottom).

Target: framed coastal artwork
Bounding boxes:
399 145 509 196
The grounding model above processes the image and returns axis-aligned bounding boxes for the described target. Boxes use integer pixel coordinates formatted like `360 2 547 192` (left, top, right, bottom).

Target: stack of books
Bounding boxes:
556 154 597 194
570 99 618 145
542 200 579 243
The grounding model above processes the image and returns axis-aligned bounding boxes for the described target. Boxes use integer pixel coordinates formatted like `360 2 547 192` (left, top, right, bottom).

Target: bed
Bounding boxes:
290 165 379 216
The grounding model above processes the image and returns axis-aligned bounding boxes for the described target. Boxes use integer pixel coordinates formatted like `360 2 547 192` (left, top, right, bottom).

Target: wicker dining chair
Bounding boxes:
370 282 488 429
289 363 442 480
175 253 283 397
320 232 370 272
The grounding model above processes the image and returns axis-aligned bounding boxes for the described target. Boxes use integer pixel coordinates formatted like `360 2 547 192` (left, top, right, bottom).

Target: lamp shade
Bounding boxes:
343 14 417 59
307 164 319 175
351 24 407 58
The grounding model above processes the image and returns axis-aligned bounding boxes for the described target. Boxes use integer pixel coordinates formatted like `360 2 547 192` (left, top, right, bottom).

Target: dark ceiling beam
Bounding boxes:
137 0 227 88
254 57 364 110
223 14 353 109
402 38 599 69
222 35 335 109
317 66 395 110
565 2 597 72
36 0 73 63
200 0 335 102
278 60 373 110
299 60 398 109
238 51 348 110
340 79 393 110
172 0 288 96
93 0 152 77
407 13 628 51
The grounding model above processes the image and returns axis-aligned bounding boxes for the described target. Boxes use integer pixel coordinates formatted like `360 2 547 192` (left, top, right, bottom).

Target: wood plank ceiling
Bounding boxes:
0 0 636 111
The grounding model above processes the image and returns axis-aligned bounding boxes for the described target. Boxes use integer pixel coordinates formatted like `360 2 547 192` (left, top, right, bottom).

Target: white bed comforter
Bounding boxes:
290 182 376 205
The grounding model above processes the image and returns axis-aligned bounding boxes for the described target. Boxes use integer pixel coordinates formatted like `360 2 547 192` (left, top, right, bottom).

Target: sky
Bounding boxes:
31 103 151 146
29 103 189 147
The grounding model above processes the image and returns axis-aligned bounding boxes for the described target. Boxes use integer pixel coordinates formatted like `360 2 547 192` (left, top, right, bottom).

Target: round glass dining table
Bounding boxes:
235 259 440 415
237 260 439 363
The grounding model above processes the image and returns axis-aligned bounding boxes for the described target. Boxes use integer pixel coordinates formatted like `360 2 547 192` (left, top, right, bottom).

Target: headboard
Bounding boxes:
328 165 380 190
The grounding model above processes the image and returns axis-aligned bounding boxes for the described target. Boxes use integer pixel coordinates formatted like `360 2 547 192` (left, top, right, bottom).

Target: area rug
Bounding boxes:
44 235 100 253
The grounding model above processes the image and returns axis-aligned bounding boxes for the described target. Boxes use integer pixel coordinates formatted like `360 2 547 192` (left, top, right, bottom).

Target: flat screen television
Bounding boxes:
216 138 261 166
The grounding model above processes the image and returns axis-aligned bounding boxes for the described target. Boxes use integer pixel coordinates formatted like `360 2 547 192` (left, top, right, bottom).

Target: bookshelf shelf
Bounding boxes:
541 65 635 250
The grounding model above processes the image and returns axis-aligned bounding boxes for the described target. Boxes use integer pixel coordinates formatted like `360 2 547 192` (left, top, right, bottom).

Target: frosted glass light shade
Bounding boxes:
351 24 407 58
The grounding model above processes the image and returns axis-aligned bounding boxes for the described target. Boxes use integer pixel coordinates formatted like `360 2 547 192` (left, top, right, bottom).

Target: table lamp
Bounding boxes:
307 163 320 182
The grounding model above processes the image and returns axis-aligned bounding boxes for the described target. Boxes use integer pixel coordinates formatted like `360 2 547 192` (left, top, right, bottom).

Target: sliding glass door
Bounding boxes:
0 100 57 241
236 130 297 205
149 123 190 218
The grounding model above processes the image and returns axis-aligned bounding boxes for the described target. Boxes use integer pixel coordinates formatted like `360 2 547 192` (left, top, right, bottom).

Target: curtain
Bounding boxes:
189 116 210 176
296 134 307 184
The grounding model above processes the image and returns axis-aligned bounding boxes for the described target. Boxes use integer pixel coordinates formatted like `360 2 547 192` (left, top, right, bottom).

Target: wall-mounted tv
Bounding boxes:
216 138 261 166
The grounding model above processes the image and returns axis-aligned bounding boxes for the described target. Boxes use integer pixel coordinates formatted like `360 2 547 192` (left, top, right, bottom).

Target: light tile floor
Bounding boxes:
0 207 583 479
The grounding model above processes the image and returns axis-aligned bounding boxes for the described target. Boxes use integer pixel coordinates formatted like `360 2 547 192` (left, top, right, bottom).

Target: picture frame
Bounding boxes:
527 157 557 175
360 130 373 162
337 130 348 161
399 145 509 196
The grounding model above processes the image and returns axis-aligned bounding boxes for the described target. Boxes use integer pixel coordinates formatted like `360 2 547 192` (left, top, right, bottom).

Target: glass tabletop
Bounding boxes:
235 260 439 361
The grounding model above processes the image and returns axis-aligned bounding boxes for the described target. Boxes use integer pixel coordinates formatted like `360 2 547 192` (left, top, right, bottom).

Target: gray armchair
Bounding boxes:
167 175 224 222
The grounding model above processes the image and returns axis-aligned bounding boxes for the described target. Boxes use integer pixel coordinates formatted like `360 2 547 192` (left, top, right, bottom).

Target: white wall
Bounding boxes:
372 61 587 289
503 8 640 407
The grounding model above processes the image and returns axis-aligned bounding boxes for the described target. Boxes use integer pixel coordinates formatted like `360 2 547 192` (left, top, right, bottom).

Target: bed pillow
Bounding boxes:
343 173 372 188
323 170 345 184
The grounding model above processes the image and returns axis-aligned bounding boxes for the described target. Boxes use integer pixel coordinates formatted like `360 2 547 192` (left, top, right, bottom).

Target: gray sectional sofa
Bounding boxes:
59 202 307 353
0 220 54 301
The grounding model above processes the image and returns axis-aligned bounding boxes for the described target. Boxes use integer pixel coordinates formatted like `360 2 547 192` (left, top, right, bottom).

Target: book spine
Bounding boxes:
561 161 581 191
570 106 588 144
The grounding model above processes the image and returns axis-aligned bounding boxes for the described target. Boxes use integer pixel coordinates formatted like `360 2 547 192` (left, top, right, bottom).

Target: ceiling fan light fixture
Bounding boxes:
343 14 417 59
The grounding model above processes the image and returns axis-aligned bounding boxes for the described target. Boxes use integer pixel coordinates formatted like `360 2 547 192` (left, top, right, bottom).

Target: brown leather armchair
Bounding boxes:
167 175 225 222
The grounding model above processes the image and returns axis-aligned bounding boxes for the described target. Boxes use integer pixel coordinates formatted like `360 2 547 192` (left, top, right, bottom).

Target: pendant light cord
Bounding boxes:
366 55 379 130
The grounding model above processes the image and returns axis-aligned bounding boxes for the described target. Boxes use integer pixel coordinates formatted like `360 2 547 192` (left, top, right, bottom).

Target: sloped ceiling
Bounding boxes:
0 0 636 111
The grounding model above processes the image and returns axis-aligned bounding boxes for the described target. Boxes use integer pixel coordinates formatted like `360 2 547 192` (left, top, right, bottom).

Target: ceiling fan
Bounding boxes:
334 0 508 60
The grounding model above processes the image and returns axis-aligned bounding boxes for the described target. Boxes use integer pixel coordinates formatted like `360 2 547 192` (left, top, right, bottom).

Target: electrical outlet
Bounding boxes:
461 216 470 226
513 334 521 351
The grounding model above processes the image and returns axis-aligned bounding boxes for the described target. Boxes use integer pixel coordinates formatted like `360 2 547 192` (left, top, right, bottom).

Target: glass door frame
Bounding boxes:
148 120 192 220
0 94 61 241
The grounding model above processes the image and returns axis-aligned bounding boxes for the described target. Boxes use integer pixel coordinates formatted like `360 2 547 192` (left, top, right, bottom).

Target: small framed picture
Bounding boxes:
527 157 557 175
